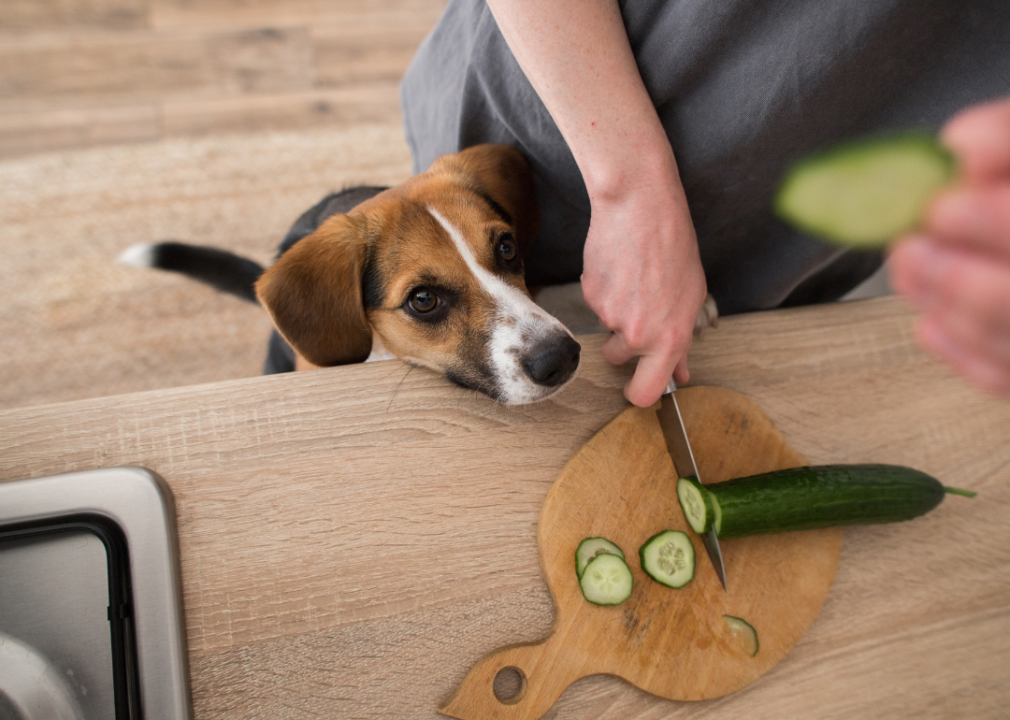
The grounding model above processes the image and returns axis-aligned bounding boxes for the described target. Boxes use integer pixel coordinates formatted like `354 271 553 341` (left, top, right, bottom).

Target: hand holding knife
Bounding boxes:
656 379 728 592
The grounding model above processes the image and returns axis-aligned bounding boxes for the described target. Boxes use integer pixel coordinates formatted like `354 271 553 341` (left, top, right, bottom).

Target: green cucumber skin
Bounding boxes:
709 464 946 539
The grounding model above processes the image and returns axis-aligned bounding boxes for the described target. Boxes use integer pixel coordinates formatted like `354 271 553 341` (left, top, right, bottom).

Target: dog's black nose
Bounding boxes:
522 335 581 387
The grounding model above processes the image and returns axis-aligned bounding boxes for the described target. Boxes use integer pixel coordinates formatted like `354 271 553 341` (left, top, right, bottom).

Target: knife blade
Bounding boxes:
656 379 728 592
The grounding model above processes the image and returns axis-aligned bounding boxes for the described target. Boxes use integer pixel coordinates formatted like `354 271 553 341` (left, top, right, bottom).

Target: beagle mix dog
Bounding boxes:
120 144 583 404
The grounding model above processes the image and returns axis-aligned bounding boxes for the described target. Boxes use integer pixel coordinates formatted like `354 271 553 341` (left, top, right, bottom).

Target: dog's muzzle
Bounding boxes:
521 334 581 388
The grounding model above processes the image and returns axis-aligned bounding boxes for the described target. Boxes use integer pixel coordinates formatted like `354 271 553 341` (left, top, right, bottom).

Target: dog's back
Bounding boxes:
118 186 388 373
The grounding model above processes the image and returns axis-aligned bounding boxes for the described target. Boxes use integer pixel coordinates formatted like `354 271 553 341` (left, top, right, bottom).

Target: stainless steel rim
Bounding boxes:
0 467 192 720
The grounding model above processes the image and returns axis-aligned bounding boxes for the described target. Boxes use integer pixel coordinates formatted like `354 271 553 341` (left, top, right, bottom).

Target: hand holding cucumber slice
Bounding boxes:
678 464 975 540
775 132 956 248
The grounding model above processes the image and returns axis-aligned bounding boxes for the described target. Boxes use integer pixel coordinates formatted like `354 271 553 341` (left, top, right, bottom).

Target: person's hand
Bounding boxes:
482 0 707 406
890 97 1010 397
582 160 708 407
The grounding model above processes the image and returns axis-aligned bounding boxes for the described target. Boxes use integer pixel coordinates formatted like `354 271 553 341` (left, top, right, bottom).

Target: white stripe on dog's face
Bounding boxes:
427 206 579 404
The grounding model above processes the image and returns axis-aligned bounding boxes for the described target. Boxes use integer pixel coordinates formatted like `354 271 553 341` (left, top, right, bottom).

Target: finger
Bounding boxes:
925 186 1010 261
922 305 1010 367
673 356 690 385
601 332 637 366
889 237 1010 333
942 98 1010 184
916 314 1010 397
625 352 679 408
888 237 936 305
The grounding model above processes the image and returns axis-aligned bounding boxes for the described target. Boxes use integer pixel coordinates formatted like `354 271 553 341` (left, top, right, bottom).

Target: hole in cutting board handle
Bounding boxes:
493 666 527 704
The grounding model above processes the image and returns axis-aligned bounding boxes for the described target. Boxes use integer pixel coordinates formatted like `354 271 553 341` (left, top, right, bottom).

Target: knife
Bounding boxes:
656 379 728 592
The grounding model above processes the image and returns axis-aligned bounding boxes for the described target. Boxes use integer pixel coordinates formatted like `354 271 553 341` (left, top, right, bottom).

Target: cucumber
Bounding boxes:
678 477 718 534
775 132 956 248
639 530 695 588
679 464 975 540
723 615 759 657
677 477 717 534
575 537 625 578
579 552 633 605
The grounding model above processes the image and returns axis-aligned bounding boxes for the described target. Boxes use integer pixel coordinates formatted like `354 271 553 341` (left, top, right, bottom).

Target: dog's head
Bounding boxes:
255 144 580 404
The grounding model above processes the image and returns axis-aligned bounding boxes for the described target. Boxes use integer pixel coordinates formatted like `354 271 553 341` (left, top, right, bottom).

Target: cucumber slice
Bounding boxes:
723 615 759 657
639 530 695 588
579 553 633 606
702 463 971 540
575 537 625 578
775 132 956 248
676 477 719 534
713 492 723 535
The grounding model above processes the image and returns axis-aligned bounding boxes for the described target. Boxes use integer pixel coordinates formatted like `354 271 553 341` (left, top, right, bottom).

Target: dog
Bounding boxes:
119 144 585 404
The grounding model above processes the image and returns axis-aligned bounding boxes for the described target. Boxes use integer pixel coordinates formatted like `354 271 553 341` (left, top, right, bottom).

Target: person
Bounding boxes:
400 0 1010 405
890 99 1010 398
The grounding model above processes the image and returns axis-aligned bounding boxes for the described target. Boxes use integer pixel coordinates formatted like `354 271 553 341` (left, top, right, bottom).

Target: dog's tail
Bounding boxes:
117 242 264 303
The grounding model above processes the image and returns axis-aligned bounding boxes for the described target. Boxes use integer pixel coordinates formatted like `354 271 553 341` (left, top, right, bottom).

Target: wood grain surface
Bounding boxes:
0 124 413 410
0 0 447 158
1 297 1008 719
0 0 445 410
441 390 841 720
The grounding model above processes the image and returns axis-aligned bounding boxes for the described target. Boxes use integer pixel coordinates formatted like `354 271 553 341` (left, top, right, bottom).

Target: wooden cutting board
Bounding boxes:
440 386 843 720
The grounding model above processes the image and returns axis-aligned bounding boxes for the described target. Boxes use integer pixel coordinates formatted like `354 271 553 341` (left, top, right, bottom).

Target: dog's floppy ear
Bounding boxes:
436 144 540 257
255 214 373 366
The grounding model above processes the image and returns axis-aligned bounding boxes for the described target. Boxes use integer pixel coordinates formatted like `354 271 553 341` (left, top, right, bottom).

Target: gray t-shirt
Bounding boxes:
401 0 1010 314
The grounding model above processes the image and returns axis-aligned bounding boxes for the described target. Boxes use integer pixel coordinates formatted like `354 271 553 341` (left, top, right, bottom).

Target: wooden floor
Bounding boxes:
0 0 446 410
0 0 446 158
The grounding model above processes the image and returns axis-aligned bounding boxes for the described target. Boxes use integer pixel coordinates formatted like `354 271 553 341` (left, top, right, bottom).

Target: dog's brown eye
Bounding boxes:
497 234 518 262
408 288 438 313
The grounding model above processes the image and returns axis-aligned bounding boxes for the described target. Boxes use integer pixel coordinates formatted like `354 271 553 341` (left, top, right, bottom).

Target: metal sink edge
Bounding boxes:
0 466 192 720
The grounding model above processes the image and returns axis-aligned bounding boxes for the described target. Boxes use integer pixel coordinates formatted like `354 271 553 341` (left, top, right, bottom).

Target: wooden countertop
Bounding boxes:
2 296 1008 719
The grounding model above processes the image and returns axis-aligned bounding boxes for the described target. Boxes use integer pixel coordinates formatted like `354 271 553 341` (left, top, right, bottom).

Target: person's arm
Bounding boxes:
486 0 707 407
890 97 1010 397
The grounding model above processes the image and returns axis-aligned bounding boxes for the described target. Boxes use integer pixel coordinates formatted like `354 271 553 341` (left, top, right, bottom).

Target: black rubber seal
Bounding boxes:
0 514 142 720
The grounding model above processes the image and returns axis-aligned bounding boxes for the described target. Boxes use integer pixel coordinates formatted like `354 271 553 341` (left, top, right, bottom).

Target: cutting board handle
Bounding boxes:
439 633 581 720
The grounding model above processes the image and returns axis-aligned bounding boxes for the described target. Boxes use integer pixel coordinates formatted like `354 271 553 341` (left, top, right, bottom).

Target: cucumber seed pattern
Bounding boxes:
658 541 688 575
